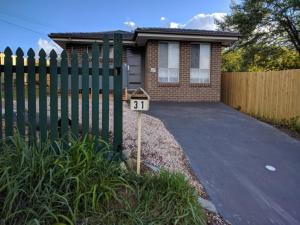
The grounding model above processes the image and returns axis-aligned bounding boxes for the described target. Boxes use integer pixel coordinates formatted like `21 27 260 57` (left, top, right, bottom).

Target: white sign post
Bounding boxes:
130 88 150 175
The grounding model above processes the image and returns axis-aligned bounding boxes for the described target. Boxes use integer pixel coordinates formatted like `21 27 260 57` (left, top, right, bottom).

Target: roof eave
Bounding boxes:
135 33 239 46
50 37 136 47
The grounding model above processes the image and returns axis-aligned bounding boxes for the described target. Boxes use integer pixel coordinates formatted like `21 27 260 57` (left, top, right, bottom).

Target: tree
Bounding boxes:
217 0 300 54
222 46 300 72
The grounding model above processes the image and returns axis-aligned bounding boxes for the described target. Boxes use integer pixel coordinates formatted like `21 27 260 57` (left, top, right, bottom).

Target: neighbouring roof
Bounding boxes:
49 27 241 47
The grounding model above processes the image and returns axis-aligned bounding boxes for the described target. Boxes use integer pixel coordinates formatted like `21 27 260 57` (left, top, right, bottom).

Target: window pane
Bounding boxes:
191 44 200 68
158 68 168 82
190 68 199 83
199 69 210 83
96 46 103 58
200 44 210 69
109 46 114 59
87 46 92 58
159 43 168 68
168 43 179 69
168 68 179 82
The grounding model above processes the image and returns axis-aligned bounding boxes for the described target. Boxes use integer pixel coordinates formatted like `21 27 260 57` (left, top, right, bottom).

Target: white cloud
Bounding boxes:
124 20 137 30
168 13 226 30
169 22 183 28
160 16 166 21
37 38 62 55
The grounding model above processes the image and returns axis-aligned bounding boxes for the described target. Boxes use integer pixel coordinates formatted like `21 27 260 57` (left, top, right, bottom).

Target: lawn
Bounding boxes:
0 135 206 225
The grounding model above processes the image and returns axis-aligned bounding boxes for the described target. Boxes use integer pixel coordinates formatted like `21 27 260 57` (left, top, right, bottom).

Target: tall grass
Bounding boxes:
0 135 206 225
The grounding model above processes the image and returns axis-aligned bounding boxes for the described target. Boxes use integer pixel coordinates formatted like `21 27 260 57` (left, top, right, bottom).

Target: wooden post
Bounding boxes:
113 33 123 154
137 111 142 175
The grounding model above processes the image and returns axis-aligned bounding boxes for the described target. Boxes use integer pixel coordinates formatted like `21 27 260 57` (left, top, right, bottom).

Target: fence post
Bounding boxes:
81 51 89 137
0 55 2 139
113 33 123 154
39 49 47 143
16 48 25 137
27 48 36 143
102 35 110 144
50 50 58 142
4 47 13 137
92 43 100 148
61 50 69 142
71 50 79 138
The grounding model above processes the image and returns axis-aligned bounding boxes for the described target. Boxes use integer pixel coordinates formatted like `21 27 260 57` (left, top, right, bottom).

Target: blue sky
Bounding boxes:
0 0 232 53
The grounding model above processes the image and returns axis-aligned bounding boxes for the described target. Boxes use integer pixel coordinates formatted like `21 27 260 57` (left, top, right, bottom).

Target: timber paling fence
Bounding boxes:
221 70 300 124
0 33 123 152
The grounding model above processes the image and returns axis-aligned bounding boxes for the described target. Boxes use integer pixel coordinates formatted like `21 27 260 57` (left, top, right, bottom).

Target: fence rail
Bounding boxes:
0 34 123 152
221 70 300 123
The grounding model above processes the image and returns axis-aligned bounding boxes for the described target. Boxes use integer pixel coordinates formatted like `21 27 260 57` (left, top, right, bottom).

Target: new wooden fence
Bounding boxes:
0 34 123 152
221 70 300 123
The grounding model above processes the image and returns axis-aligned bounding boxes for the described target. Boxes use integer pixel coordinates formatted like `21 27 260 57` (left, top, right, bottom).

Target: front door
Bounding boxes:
126 48 143 90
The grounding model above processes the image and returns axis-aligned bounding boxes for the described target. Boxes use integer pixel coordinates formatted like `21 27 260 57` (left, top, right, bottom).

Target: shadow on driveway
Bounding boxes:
147 102 300 225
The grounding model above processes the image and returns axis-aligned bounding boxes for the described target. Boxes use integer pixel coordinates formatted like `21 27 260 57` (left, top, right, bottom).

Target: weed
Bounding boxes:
0 135 206 225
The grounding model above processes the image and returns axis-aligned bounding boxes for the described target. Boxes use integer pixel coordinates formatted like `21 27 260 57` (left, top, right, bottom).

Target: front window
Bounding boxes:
87 46 113 59
190 43 211 83
158 42 179 83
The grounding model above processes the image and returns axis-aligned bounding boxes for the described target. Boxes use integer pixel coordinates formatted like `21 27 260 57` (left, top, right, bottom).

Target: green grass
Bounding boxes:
253 115 300 133
0 135 206 225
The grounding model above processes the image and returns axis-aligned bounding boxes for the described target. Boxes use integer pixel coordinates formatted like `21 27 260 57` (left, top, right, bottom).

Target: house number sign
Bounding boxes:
130 99 149 111
130 88 150 174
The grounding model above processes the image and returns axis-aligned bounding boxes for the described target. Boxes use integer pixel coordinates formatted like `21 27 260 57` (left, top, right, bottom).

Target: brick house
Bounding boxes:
49 28 240 102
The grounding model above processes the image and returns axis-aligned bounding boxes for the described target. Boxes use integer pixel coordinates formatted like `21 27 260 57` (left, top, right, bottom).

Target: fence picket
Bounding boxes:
1 36 124 151
50 50 58 142
39 49 47 143
113 33 123 153
16 48 25 137
60 50 69 140
71 50 79 138
0 59 2 139
102 35 109 143
222 70 300 124
92 43 100 144
27 49 36 143
81 51 89 136
4 47 13 137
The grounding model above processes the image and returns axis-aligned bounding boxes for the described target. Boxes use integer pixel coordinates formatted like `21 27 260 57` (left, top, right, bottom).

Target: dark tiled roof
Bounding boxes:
49 27 241 40
48 30 134 40
135 27 241 37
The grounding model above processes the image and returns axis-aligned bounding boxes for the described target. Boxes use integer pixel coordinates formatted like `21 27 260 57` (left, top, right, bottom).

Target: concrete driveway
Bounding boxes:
147 102 300 225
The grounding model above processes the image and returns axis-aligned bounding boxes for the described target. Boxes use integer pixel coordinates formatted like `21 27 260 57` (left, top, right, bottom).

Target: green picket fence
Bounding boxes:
0 34 123 152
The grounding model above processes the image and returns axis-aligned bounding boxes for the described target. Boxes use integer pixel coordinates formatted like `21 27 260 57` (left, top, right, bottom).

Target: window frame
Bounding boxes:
158 41 180 84
189 43 211 84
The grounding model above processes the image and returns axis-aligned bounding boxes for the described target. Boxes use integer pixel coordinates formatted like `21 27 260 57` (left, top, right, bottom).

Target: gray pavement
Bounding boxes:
147 102 300 225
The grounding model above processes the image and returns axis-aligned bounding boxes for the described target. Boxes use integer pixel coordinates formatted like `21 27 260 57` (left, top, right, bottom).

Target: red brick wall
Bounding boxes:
144 41 222 102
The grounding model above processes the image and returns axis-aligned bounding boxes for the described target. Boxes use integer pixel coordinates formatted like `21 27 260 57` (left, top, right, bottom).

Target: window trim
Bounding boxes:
158 41 180 84
189 42 211 84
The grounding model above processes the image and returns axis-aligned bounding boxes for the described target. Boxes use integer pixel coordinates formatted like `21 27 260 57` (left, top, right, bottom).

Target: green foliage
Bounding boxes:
222 46 300 72
253 115 300 132
218 0 300 72
275 116 300 132
217 0 300 54
0 136 206 225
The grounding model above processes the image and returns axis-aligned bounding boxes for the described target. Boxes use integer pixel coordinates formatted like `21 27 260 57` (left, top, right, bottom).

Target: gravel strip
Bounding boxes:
122 102 206 197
